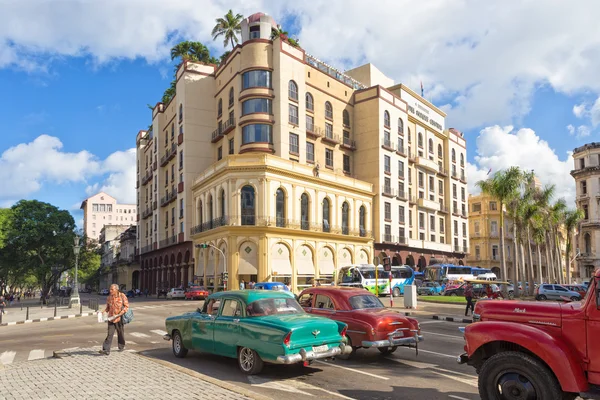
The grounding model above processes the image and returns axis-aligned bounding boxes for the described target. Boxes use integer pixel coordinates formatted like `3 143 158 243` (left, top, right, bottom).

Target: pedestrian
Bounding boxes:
99 284 129 355
240 280 246 290
464 282 475 316
0 296 5 315
144 288 148 298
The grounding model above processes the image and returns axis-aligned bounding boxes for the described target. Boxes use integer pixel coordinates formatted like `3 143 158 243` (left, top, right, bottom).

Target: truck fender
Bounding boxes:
465 321 588 393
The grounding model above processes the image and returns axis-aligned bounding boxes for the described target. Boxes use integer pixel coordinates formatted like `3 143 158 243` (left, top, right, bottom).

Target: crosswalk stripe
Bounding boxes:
126 341 137 345
27 349 45 361
0 351 16 365
150 329 167 336
130 332 150 338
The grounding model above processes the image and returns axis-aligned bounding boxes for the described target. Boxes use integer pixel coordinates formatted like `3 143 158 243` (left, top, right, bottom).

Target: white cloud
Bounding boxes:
567 124 575 135
573 103 587 118
567 124 591 139
467 126 575 207
0 135 136 205
591 97 600 127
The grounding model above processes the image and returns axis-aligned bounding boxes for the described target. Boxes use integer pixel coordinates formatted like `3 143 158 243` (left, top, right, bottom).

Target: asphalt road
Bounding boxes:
0 294 479 400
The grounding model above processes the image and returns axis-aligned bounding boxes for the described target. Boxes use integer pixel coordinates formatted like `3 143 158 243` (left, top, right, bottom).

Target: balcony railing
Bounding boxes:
140 244 153 254
438 167 448 176
305 53 367 90
383 234 397 243
159 235 178 248
160 143 177 167
439 204 449 213
451 170 459 180
397 191 408 200
141 171 153 185
396 146 407 156
398 236 407 244
382 185 396 197
454 245 467 253
381 139 396 151
322 133 341 145
211 117 236 143
460 173 467 182
341 137 356 150
160 186 177 207
142 207 152 219
408 153 417 163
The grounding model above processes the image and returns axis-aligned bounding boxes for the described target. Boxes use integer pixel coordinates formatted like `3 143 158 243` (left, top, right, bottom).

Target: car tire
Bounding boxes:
478 351 564 400
570 296 580 302
392 287 401 297
378 346 398 355
450 292 457 297
508 291 514 300
172 331 188 358
337 336 355 360
538 294 547 301
238 347 264 375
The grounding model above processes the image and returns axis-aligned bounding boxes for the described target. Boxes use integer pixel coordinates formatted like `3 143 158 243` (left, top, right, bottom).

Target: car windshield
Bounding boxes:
349 295 385 309
246 297 304 317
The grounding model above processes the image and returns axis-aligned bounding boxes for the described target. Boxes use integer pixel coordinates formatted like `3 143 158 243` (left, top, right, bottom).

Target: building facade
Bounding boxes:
99 225 139 290
571 142 600 281
80 192 136 241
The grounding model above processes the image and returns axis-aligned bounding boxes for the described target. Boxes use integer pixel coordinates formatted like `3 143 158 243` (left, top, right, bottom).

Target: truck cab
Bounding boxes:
459 268 600 400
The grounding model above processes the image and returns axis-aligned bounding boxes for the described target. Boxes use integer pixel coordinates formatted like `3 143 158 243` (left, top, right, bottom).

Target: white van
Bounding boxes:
478 273 498 281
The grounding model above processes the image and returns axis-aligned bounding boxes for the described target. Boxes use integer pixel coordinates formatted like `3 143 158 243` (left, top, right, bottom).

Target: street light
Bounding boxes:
195 243 228 291
70 235 81 308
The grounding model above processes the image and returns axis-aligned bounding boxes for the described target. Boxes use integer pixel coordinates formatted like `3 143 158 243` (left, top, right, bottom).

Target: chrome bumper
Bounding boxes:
362 328 424 348
276 343 351 364
457 352 469 364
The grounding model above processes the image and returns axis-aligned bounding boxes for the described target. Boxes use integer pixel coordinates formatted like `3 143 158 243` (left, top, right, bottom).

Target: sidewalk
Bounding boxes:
380 297 473 322
0 304 98 326
0 347 265 400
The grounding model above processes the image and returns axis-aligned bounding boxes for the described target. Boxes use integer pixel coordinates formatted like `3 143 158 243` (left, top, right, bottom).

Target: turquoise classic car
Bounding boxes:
164 290 351 374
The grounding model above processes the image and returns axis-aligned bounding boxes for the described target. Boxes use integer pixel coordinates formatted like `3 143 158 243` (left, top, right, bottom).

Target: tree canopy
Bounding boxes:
212 10 243 49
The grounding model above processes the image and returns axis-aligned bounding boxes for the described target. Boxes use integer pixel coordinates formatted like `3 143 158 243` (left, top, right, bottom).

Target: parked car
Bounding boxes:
536 284 582 301
166 288 186 300
163 290 351 374
563 284 587 298
298 287 422 359
417 282 442 296
185 286 209 300
253 282 290 291
444 283 486 297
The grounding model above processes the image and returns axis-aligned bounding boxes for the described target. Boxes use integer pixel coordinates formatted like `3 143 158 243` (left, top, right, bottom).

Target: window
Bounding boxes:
325 101 333 119
419 212 425 229
383 110 390 128
472 203 481 212
385 224 392 241
343 154 350 173
229 138 234 154
491 221 498 234
439 218 445 233
301 193 309 230
241 186 255 225
359 206 366 236
179 199 184 218
289 133 299 154
384 202 391 220
399 205 405 223
418 172 424 188
460 153 464 167
306 92 314 111
585 233 591 254
242 98 272 115
306 142 315 163
306 115 314 132
461 187 465 201
452 149 456 163
398 160 404 176
489 201 497 211
384 130 391 147
289 104 299 125
221 299 242 317
398 118 404 135
409 210 413 227
325 123 333 139
341 202 349 235
288 80 298 100
438 144 442 158
171 123 174 140
343 110 350 126
217 146 222 160
242 124 272 144
220 189 225 218
428 138 434 154
321 197 331 233
179 150 183 169
454 220 458 235
583 204 589 219
242 70 271 89
315 294 334 310
325 148 333 168
418 133 423 148
384 177 391 192
179 104 183 122
217 98 222 118
408 168 412 184
438 180 444 195
276 188 285 227
384 155 391 174
474 221 480 234
581 180 587 194
453 184 457 199
462 222 467 237
398 136 404 153
399 181 405 196
492 245 498 260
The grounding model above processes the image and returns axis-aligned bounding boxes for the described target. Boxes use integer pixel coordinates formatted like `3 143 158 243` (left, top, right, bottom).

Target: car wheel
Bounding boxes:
478 351 563 400
337 336 355 360
172 331 188 358
538 294 547 301
508 291 514 300
378 346 398 355
570 296 580 302
238 347 264 375
450 292 457 297
392 287 401 297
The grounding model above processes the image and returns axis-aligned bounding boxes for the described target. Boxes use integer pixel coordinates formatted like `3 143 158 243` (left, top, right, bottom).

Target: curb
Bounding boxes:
0 311 98 327
136 352 271 400
432 315 473 323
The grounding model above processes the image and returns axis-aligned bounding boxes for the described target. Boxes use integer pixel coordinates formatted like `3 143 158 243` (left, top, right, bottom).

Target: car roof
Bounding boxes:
208 289 292 303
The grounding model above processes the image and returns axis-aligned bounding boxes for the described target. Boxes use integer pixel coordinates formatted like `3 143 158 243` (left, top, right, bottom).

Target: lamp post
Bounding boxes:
70 235 81 308
195 243 227 291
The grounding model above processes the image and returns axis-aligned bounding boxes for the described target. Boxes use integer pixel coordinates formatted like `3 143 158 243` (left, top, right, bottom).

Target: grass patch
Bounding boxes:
419 295 467 304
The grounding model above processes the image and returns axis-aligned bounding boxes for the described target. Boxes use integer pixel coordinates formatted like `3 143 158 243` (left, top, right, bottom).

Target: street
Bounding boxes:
0 294 479 400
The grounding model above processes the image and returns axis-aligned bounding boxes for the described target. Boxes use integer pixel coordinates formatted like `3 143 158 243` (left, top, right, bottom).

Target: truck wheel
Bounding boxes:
392 287 401 297
238 347 264 375
172 331 188 358
478 351 563 400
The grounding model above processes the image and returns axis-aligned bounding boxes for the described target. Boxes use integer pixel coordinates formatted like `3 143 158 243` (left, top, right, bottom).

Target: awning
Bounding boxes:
239 257 258 275
319 253 335 276
272 258 292 276
205 258 215 277
295 245 315 275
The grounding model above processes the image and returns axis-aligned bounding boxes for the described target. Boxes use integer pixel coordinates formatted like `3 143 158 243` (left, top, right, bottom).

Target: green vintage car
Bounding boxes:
164 290 351 374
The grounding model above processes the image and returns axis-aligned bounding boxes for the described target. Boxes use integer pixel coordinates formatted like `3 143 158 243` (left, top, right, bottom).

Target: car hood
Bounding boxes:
476 299 562 327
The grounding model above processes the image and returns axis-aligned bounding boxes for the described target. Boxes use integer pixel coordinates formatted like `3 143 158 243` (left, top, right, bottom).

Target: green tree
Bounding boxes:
270 26 289 41
162 79 176 104
212 10 243 49
170 41 211 63
564 209 584 284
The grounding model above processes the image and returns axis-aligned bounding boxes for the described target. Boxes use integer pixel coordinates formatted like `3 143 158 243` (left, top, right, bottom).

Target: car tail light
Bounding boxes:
283 331 292 347
340 326 347 338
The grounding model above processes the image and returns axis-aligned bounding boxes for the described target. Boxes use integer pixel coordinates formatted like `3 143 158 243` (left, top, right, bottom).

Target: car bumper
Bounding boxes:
457 352 469 364
276 343 351 364
362 328 423 348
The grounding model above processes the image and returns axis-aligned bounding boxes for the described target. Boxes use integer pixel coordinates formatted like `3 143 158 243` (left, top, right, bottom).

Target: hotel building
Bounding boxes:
80 192 136 241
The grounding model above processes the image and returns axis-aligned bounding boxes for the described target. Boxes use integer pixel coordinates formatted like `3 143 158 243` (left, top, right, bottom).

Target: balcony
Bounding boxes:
396 146 407 157
382 234 397 243
160 186 177 207
416 156 439 173
439 204 449 213
461 210 467 218
437 167 448 177
396 191 408 201
140 244 153 254
398 236 407 244
418 197 440 211
408 153 417 163
142 207 152 219
141 171 153 186
211 117 236 143
381 185 396 198
451 170 459 180
581 219 600 227
159 235 178 248
322 133 341 145
160 143 177 167
306 126 323 140
409 196 417 204
460 173 467 183
452 207 460 216
381 139 396 152
341 137 356 150
454 245 467 254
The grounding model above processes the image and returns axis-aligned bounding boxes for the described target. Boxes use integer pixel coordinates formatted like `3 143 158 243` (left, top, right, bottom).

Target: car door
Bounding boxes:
586 279 600 383
213 298 242 358
554 285 569 300
191 299 219 353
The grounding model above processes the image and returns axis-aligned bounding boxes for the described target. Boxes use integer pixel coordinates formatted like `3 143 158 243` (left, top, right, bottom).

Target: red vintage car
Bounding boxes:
298 287 422 358
184 286 209 300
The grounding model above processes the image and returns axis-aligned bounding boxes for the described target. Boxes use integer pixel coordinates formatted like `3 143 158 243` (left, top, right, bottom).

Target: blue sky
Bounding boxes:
2 1 599 226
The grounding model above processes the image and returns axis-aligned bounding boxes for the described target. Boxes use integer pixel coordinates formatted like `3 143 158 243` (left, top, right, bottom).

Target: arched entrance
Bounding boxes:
458 259 464 266
131 270 140 289
392 254 401 266
270 242 291 286
406 255 415 268
417 256 426 272
491 267 501 277
375 251 387 265
240 241 259 285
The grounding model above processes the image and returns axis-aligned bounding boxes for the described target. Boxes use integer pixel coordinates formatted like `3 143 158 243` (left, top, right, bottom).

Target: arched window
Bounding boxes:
276 188 285 227
428 138 434 154
325 101 333 119
359 206 366 237
398 118 404 135
452 149 456 163
217 98 223 117
288 80 298 101
241 186 255 226
208 195 214 228
383 111 390 128
322 198 331 233
438 144 443 158
418 133 423 148
585 233 592 254
220 189 226 220
198 200 203 226
228 87 234 107
301 193 309 230
343 110 350 127
306 92 314 111
179 104 183 122
341 202 349 235
460 153 464 167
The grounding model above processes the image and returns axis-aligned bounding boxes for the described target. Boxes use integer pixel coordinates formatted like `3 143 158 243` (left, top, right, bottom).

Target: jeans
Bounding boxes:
465 296 474 316
102 319 125 353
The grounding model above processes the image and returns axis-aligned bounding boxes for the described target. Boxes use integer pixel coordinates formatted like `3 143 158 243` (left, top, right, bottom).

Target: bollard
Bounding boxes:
80 302 83 315
0 310 3 324
54 302 57 317
26 306 29 320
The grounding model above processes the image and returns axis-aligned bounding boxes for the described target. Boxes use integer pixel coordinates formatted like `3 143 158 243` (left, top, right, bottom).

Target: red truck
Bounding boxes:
458 268 600 400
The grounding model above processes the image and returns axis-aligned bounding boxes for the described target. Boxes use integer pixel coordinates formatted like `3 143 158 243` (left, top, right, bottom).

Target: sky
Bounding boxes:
2 0 600 227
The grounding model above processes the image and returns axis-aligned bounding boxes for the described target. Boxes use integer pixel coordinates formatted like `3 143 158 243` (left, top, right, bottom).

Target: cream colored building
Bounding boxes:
571 142 600 282
99 225 139 290
80 192 136 241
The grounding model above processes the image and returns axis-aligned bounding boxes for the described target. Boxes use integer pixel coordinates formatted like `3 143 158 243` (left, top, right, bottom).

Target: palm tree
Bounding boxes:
161 80 176 104
550 200 567 283
526 184 555 294
170 41 211 63
287 38 301 48
531 213 547 285
477 167 523 295
270 26 289 41
212 10 243 49
564 209 584 284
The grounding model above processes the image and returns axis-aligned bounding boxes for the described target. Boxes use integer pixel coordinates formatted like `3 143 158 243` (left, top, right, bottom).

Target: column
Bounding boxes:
176 266 182 287
183 265 189 288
